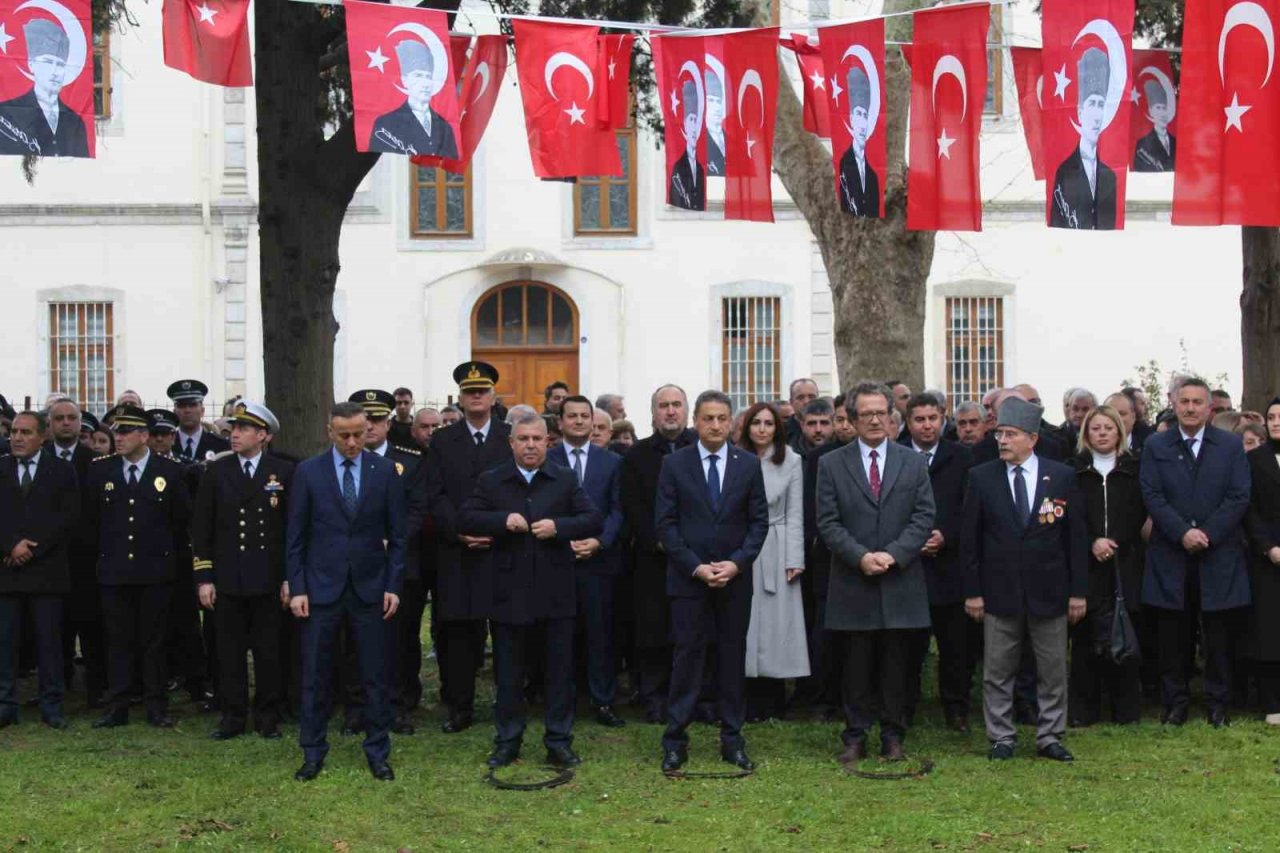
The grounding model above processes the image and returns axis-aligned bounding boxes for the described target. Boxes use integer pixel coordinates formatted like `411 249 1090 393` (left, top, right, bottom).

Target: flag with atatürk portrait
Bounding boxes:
723 26 778 222
162 0 252 87
652 32 707 211
0 0 94 157
1130 49 1177 173
343 0 461 158
513 19 621 178
906 3 987 232
820 18 886 218
1041 0 1134 230
787 34 831 139
416 34 506 174
1011 47 1047 180
1174 0 1280 225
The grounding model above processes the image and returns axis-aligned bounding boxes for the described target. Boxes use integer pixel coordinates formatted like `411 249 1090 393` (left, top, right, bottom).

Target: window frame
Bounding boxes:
48 301 115 413
573 127 639 236
720 295 783 411
984 6 1005 116
470 281 579 351
943 295 1005 403
409 163 473 238
94 28 111 120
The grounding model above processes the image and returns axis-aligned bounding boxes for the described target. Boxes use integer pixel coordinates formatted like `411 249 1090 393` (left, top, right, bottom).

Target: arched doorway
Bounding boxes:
471 281 579 410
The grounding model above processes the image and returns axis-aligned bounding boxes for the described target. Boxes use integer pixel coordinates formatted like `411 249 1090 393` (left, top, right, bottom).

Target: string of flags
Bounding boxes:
1 0 1277 230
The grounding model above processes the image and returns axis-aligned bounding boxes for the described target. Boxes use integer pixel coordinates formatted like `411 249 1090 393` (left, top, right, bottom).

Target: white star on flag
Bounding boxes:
366 46 390 73
0 23 13 54
809 70 825 90
669 88 680 117
196 2 218 25
1129 86 1140 104
746 133 757 158
565 101 586 124
830 74 843 103
936 128 955 159
1224 92 1252 133
1053 64 1071 100
608 58 616 80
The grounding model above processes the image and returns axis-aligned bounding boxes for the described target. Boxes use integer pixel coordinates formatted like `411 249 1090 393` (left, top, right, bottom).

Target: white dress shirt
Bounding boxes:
911 441 936 467
238 451 263 479
857 438 888 483
563 440 591 482
468 419 492 445
698 441 726 483
1005 453 1040 503
14 450 40 485
1179 426 1207 459
179 426 204 457
52 441 78 462
122 449 151 482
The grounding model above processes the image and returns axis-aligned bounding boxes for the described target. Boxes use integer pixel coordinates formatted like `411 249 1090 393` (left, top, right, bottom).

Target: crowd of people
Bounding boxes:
0 364 1277 781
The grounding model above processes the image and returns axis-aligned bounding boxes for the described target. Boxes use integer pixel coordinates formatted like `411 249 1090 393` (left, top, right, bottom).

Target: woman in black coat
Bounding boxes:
1243 397 1280 725
1069 405 1147 725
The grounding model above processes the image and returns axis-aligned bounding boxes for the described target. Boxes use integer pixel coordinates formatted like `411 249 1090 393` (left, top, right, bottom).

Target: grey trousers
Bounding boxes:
983 612 1067 748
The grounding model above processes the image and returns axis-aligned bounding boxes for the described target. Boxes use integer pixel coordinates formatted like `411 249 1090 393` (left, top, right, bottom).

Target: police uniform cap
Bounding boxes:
109 405 150 431
146 409 179 433
230 400 279 433
81 411 101 433
167 379 210 403
349 389 395 419
453 361 499 391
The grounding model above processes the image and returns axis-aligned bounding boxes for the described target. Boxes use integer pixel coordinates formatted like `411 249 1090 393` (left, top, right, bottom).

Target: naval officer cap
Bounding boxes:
453 361 499 392
108 405 151 432
167 379 210 404
146 409 180 433
349 389 395 419
996 397 1043 435
81 411 101 433
230 400 279 433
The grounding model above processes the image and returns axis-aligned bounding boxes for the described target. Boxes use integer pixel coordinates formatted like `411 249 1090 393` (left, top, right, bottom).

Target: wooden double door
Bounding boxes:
472 281 579 410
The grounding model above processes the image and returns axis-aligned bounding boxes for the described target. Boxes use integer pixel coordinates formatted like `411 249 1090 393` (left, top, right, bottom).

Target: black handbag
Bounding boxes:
1105 561 1142 666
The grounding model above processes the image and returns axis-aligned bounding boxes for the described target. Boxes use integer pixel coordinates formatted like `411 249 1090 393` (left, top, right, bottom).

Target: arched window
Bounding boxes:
472 282 577 348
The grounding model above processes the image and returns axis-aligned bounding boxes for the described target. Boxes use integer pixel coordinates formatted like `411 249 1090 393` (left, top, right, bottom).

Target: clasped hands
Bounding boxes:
4 539 37 567
694 561 739 588
1181 527 1210 554
859 551 895 576
505 513 557 539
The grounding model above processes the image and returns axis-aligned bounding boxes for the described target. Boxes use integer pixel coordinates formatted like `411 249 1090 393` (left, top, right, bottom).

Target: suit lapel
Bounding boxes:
355 453 377 517
685 447 716 515
842 444 875 504
716 448 738 517
1024 459 1051 536
877 442 902 502
326 452 352 518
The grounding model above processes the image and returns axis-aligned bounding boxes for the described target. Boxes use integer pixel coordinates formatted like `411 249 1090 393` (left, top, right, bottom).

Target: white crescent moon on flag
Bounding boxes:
472 61 491 103
677 58 705 126
931 54 968 122
545 51 595 100
1138 64 1177 123
388 21 450 97
14 0 86 86
736 69 764 128
840 43 881 141
1035 74 1044 108
1071 19 1128 133
1218 1 1275 88
705 52 727 110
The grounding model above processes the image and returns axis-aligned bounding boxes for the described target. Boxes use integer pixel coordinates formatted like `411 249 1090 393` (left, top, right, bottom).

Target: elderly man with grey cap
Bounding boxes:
369 37 459 158
0 17 90 158
191 401 295 741
837 65 880 218
1049 47 1118 230
1133 75 1175 172
960 396 1088 762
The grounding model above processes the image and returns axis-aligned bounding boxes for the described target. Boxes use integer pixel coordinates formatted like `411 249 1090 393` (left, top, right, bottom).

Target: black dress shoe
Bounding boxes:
209 728 243 741
369 761 395 781
147 713 175 729
43 715 69 730
721 747 755 771
294 761 323 782
487 744 521 769
661 748 687 773
1208 708 1230 728
988 742 1015 761
260 728 282 740
594 706 626 728
545 746 582 768
92 712 127 729
441 714 473 734
1037 742 1074 762
881 740 906 761
838 740 867 766
1162 706 1188 726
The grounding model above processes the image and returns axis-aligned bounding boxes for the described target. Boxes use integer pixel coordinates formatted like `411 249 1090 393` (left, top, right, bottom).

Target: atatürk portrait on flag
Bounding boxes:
1133 72 1176 172
1050 47 1119 229
838 64 880 218
0 16 89 158
668 77 706 210
369 35 459 158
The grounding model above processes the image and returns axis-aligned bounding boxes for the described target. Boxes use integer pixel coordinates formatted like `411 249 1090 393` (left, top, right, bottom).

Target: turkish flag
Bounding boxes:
653 33 707 210
513 19 620 178
820 19 886 218
343 0 460 158
906 3 987 232
0 0 94 157
787 35 831 139
162 0 252 87
1129 49 1177 173
1041 0 1134 230
1011 47 1046 179
1173 0 1280 225
449 34 470 73
723 27 778 222
426 35 506 174
596 34 633 129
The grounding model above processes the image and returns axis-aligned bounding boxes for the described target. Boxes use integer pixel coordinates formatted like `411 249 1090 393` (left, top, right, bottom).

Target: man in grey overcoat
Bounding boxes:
817 382 935 763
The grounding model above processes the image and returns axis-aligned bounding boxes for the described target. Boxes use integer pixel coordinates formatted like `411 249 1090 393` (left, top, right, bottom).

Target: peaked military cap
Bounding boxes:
349 389 395 419
167 379 210 403
453 361 499 391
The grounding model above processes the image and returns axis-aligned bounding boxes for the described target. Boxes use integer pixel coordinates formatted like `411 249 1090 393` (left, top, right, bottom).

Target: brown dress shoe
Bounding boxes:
838 740 867 765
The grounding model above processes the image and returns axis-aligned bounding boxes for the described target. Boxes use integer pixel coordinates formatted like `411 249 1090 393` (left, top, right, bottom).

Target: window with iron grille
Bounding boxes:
721 296 781 410
49 302 115 413
945 296 1004 402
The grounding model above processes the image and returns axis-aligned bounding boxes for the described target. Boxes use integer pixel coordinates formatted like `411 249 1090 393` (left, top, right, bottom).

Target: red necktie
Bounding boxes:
869 449 881 500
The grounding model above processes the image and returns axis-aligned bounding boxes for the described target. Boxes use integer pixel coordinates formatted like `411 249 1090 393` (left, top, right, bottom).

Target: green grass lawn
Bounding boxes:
2 657 1278 852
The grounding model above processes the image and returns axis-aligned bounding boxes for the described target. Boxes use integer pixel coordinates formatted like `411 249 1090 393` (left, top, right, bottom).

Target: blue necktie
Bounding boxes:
1013 465 1030 529
572 448 584 485
342 459 358 514
707 453 721 509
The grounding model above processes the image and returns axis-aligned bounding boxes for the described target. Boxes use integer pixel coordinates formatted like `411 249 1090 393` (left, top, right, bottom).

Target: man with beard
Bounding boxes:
1050 47 1117 230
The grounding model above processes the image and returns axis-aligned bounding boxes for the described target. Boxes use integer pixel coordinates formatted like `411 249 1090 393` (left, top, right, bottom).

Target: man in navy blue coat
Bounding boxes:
1140 377 1251 727
656 390 769 773
286 401 408 782
549 395 626 727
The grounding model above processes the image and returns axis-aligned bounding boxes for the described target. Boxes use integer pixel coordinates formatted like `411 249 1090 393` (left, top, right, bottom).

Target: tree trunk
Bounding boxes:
1241 226 1280 412
771 0 935 393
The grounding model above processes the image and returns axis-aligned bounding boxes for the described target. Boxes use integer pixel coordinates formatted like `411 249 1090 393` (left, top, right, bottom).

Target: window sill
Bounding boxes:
562 234 653 251
398 235 484 252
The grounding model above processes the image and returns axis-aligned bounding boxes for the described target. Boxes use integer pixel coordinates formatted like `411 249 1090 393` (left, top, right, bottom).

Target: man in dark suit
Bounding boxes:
0 19 90 158
85 406 192 729
1132 77 1175 172
656 390 769 772
838 65 880 218
192 402 293 741
962 397 1088 762
1049 48 1118 230
460 413 603 768
0 411 79 728
169 379 231 463
621 384 695 723
668 79 706 211
899 393 978 732
424 362 511 733
369 40 459 158
1140 377 1251 727
549 396 626 726
286 401 407 782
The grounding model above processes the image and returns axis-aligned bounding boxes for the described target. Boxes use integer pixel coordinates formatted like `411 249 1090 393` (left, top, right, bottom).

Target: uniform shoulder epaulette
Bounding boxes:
92 453 117 462
392 444 421 456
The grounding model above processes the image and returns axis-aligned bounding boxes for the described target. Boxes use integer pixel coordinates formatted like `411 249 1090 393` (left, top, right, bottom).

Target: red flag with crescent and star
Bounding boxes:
1129 49 1177 173
513 19 620 178
906 3 987 232
343 0 461 159
0 0 95 157
161 0 251 87
1011 47 1046 179
1173 0 1280 225
820 19 886 218
652 33 707 210
419 34 506 174
787 34 831 139
596 34 633 129
1041 0 1134 230
723 26 778 222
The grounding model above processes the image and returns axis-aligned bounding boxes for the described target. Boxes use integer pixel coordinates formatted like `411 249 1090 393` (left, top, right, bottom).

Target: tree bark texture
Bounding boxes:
1241 226 1280 411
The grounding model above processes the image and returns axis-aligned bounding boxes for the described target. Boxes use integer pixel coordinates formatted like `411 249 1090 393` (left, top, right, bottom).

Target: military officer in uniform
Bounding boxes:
86 406 192 728
146 410 180 458
169 380 231 463
192 402 293 740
